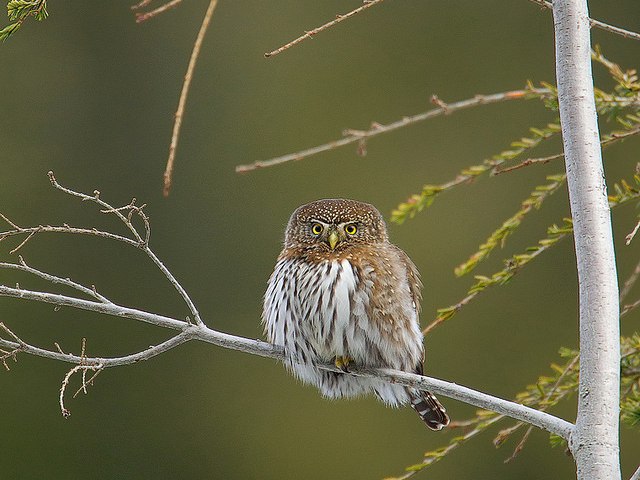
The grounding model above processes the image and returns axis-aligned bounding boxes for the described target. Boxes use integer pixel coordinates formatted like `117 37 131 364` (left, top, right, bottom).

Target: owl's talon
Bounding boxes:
335 355 352 372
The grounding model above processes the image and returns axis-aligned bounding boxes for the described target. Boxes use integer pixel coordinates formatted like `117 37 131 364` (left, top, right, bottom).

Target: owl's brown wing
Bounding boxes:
391 244 423 315
393 248 449 430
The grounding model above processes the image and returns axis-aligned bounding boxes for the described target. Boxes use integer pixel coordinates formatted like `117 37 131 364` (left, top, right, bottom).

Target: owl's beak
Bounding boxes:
327 229 340 250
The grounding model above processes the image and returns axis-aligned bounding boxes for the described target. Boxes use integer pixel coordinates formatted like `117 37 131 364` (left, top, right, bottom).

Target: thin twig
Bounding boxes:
101 197 151 246
620 257 640 302
48 172 143 244
631 464 640 480
236 89 549 173
9 231 36 254
80 338 87 394
131 0 152 9
504 426 534 462
502 354 579 462
0 347 20 370
73 368 103 399
602 125 640 146
134 0 182 23
0 322 26 345
528 0 640 41
621 298 640 318
0 212 21 230
494 124 640 176
73 368 102 398
589 16 640 41
264 0 386 58
0 323 25 370
0 223 139 248
390 414 505 479
163 0 219 197
0 257 111 303
492 153 564 175
423 291 478 335
625 219 640 245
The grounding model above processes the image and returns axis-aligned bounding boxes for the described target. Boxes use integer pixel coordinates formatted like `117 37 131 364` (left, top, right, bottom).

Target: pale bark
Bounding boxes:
552 1 621 478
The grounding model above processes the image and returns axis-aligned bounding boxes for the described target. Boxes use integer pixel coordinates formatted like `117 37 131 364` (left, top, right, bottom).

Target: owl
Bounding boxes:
262 199 449 430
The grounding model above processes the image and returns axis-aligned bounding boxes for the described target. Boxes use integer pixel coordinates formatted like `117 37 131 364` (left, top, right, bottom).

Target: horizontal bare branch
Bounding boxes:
0 283 573 439
236 89 549 173
0 173 574 437
351 367 573 439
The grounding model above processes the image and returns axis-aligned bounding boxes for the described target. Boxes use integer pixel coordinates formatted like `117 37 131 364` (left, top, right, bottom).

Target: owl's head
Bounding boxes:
284 199 388 251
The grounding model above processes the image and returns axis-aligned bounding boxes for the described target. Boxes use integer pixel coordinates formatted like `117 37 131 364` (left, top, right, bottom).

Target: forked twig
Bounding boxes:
0 323 26 370
46 171 203 326
59 364 104 418
73 368 103 398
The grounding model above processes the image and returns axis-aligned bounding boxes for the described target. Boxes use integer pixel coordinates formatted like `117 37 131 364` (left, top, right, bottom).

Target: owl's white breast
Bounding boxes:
331 259 357 335
298 259 372 361
264 255 420 368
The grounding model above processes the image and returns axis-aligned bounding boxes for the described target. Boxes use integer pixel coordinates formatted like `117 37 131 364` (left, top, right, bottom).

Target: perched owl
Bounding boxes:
262 199 449 430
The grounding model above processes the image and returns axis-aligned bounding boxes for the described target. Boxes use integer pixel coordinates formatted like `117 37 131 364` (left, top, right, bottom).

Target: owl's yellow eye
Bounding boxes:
311 223 324 235
345 224 357 235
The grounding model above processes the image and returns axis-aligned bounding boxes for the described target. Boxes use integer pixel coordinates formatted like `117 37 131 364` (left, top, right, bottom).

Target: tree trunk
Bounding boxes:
552 1 621 479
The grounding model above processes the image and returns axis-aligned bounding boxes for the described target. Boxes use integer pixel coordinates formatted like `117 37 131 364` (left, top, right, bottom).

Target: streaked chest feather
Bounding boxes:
263 256 421 365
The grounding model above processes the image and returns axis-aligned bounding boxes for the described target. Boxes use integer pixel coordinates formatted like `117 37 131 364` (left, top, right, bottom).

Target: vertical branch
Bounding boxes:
552 1 621 479
163 0 219 197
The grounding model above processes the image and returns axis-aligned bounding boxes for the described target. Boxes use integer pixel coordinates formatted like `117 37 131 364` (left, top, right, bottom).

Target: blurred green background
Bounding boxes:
1 1 639 478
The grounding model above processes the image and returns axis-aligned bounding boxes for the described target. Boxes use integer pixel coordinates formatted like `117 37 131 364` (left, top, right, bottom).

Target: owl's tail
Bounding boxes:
409 389 450 431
